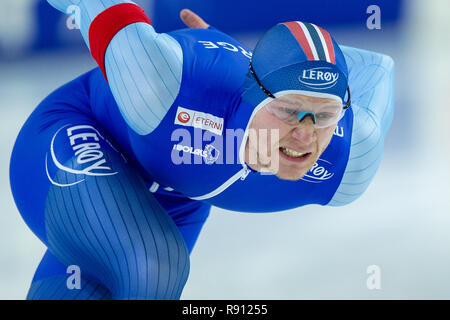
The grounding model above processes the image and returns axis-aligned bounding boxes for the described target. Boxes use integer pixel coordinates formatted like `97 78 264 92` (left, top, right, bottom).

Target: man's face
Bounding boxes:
244 94 338 181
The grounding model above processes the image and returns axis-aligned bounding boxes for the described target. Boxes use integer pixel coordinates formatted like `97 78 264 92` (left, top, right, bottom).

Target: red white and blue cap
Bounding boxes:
243 21 349 107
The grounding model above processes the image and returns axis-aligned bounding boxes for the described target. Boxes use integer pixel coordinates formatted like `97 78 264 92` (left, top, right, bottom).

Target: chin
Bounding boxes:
273 157 319 180
274 169 308 181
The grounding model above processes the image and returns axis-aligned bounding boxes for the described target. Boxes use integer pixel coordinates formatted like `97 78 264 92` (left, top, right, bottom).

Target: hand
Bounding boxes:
180 9 210 29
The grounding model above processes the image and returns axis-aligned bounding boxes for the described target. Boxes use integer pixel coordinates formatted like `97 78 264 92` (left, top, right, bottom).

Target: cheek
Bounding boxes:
252 110 275 132
316 126 336 149
270 125 292 150
253 113 288 147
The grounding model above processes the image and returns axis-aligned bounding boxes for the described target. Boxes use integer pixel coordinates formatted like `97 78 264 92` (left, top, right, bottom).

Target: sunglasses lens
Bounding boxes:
266 98 345 128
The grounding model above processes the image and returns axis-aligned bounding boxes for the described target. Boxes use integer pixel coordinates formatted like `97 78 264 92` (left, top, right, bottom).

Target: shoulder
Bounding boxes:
169 27 250 52
328 47 395 207
341 45 395 134
168 28 252 114
341 45 394 74
169 27 252 69
341 45 394 103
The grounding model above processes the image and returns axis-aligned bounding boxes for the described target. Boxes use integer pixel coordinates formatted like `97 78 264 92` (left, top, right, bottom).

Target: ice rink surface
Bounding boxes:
1 1 449 299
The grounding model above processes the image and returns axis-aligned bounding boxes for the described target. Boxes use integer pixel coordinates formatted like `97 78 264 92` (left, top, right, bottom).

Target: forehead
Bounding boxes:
276 94 337 105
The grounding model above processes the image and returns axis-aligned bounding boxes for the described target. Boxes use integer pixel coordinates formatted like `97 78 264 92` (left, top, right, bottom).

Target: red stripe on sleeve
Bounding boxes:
88 3 152 82
281 22 315 61
317 26 335 64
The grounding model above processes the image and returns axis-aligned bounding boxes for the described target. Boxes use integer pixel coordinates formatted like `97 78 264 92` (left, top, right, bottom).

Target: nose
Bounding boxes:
298 111 316 124
291 117 316 145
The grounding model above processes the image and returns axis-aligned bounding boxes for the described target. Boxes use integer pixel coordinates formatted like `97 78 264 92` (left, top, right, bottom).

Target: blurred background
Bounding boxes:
1 0 449 299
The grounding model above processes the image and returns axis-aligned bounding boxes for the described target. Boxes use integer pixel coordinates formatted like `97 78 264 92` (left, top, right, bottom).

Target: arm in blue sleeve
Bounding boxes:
47 0 183 135
328 45 395 206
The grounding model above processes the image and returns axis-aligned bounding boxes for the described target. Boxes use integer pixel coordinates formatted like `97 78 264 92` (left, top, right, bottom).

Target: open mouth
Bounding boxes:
279 147 312 163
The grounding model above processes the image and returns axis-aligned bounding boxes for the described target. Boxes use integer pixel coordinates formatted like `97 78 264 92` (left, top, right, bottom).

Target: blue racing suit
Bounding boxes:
9 0 395 299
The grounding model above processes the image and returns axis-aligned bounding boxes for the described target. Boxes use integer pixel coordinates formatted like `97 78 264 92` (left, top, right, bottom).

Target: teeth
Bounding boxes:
281 147 305 158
